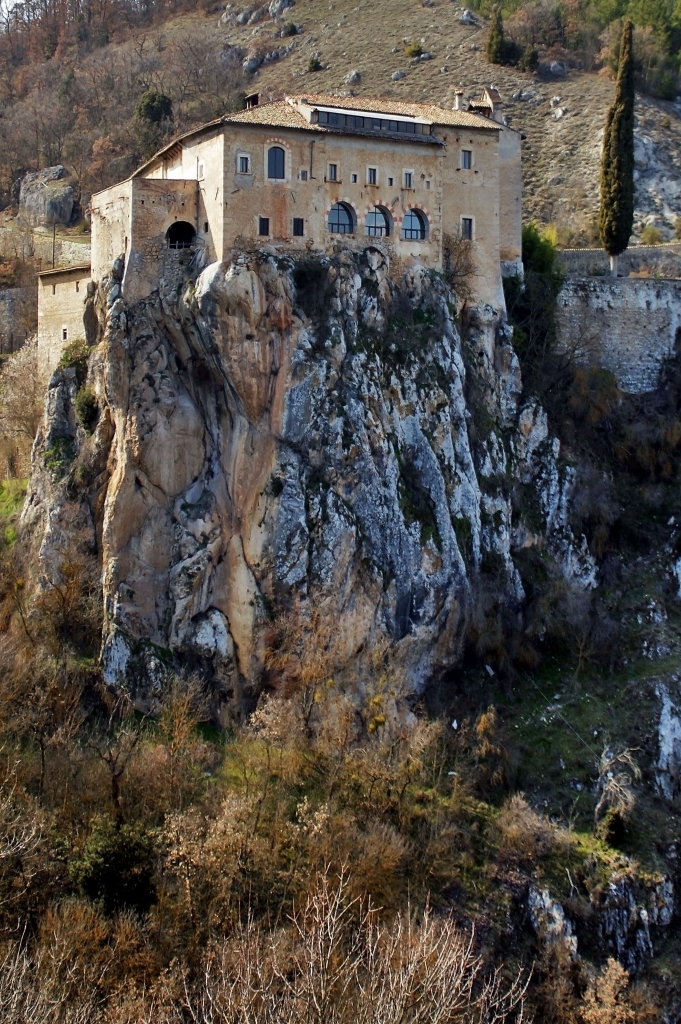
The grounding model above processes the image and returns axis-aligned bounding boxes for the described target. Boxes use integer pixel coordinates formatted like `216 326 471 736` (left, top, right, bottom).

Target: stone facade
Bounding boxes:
37 264 92 374
90 92 522 312
556 277 681 393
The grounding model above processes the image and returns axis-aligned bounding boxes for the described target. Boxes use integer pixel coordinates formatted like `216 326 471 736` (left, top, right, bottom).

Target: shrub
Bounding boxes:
70 816 157 916
640 224 664 244
283 20 298 35
58 337 90 385
404 37 423 58
307 55 322 72
74 385 99 433
135 89 173 124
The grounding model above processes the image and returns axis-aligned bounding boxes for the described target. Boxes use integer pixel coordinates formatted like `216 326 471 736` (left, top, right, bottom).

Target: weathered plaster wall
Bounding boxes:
37 266 91 373
0 287 35 353
91 180 132 285
556 277 681 393
498 127 522 270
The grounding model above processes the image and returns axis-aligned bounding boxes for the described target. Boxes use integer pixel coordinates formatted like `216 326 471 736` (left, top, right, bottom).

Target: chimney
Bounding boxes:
453 89 465 111
245 93 259 109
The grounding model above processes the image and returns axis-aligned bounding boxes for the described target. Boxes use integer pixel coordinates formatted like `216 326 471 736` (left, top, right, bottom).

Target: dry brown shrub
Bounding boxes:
495 793 569 863
580 959 635 1024
0 336 47 478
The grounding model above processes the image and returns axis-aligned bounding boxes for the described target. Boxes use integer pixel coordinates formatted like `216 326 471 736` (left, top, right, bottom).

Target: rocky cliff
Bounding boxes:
21 247 591 715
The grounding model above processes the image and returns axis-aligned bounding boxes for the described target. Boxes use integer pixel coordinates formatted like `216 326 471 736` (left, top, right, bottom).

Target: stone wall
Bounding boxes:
0 287 35 354
37 266 91 374
0 225 91 270
556 277 681 393
557 243 681 279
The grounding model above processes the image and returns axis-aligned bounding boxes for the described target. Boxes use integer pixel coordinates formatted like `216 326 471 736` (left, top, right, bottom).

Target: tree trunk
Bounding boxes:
610 253 618 277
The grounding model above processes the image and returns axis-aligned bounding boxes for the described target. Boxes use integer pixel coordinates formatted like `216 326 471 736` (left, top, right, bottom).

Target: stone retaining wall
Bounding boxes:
557 243 681 279
556 277 681 393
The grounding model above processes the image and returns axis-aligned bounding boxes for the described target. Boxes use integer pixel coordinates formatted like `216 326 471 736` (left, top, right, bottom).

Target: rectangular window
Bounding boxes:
293 217 304 237
75 280 79 292
204 221 209 232
461 217 473 241
351 173 358 183
368 167 377 185
198 161 205 179
239 155 250 173
299 169 308 181
259 217 270 236
62 326 68 341
461 150 472 170
425 180 431 190
403 171 413 188
388 176 394 186
52 284 56 295
328 163 338 181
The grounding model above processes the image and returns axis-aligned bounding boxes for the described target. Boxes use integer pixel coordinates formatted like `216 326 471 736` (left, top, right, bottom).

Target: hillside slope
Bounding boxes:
199 0 681 243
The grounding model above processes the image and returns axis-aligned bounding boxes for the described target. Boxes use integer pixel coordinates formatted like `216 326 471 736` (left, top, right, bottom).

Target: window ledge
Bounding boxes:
324 177 342 184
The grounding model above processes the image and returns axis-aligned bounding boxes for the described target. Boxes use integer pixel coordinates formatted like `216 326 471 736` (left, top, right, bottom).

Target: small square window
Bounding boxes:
351 173 358 183
425 180 431 190
293 217 304 237
403 171 413 188
62 327 68 341
328 163 338 182
368 167 377 185
461 217 473 241
259 217 270 236
239 155 250 173
300 169 308 181
461 150 472 170
388 176 394 186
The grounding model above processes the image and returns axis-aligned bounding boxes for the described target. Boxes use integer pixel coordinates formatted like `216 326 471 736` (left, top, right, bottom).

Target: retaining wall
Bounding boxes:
556 277 681 393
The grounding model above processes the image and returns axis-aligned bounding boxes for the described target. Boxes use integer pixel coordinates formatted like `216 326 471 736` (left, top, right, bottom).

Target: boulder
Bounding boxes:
268 0 293 15
19 166 75 228
344 69 361 85
392 70 406 81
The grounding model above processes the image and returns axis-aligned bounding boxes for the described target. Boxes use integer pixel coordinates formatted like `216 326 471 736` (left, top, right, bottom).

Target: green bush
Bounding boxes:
404 38 423 58
307 55 322 72
58 337 90 386
70 816 157 916
640 224 664 244
74 385 99 433
135 90 173 124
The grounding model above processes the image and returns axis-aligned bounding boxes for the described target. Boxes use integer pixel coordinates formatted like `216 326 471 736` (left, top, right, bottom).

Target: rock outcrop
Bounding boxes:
22 247 590 713
19 165 75 228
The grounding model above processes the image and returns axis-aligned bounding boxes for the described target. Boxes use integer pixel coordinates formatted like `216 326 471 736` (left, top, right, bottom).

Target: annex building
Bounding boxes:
38 89 522 369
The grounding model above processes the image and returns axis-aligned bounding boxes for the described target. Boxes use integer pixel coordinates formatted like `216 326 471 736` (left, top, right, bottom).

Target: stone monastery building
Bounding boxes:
38 89 522 366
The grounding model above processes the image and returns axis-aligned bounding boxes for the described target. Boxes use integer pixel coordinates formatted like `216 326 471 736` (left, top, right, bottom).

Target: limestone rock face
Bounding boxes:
22 248 589 711
19 165 75 228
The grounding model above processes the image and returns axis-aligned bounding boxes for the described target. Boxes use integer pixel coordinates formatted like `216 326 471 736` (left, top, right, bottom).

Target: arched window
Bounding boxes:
328 202 355 234
166 221 196 249
268 146 285 180
366 206 391 237
401 209 427 241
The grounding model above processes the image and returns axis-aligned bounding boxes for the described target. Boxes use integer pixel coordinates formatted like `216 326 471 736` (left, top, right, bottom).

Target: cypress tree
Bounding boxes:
487 7 505 65
599 20 635 276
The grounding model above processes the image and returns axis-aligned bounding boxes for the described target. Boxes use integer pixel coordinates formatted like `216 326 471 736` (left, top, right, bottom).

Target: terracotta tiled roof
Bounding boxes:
226 101 324 131
288 93 498 130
